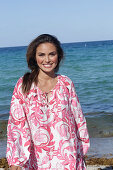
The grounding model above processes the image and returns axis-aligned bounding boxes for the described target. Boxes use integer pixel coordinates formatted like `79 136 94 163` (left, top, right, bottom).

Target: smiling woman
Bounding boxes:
36 43 58 78
22 34 64 94
36 43 59 96
6 34 90 170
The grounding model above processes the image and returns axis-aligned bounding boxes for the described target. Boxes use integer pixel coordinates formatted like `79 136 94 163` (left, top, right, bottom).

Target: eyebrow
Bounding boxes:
37 51 57 55
49 51 57 54
37 52 45 55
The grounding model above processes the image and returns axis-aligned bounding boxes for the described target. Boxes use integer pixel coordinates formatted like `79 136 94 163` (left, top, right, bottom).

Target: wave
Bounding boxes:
0 113 9 120
86 112 113 138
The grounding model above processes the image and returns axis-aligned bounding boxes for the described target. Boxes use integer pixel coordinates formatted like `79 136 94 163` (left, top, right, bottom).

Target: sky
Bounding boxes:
0 0 113 47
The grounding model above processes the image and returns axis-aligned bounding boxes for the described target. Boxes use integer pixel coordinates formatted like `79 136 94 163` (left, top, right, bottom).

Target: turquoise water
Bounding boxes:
0 40 113 137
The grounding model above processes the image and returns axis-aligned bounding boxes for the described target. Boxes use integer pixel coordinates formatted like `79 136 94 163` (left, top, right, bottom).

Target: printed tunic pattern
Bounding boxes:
7 75 90 170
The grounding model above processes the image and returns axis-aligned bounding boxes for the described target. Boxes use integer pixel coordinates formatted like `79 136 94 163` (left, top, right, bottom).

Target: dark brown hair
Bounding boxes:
22 34 64 94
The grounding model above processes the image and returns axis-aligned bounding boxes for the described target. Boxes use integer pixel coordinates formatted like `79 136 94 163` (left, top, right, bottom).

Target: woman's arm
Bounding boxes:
70 81 90 156
6 78 31 167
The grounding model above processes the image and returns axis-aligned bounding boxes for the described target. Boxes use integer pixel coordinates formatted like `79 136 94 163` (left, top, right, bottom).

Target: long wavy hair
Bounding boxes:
22 34 64 94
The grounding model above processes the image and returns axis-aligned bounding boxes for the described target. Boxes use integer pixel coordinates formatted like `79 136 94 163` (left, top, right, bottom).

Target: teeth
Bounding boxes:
43 64 52 68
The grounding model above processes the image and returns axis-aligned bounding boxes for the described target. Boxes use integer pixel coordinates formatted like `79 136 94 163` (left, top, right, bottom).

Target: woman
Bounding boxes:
7 34 90 170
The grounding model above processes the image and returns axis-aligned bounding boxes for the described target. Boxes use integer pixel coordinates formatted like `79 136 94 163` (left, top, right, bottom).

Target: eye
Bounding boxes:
38 53 45 57
49 52 57 56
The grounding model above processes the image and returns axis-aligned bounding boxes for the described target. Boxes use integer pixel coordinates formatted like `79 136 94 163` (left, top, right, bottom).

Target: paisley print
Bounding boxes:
6 75 90 169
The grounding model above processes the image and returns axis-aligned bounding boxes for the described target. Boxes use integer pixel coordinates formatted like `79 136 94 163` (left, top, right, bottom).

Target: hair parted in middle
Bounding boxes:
22 34 64 94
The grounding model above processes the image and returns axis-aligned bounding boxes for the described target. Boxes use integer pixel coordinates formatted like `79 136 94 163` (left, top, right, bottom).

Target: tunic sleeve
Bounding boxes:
70 81 90 156
6 78 31 167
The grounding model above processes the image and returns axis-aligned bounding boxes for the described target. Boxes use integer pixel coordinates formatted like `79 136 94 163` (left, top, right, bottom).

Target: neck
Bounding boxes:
38 70 56 81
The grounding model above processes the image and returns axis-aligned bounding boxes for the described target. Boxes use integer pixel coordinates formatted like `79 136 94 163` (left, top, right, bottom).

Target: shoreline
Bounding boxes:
1 137 113 159
0 157 113 170
87 137 113 159
0 138 113 170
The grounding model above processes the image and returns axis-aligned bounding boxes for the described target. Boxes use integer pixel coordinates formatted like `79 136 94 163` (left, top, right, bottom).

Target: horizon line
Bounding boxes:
0 39 113 49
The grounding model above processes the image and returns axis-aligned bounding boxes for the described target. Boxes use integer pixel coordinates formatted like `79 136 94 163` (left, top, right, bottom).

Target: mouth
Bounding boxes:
43 64 52 68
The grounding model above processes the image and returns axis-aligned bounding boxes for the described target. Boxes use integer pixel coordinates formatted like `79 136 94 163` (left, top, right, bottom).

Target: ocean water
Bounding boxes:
0 40 113 138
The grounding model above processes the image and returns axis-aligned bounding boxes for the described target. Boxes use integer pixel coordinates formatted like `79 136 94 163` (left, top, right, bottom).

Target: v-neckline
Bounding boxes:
36 75 59 105
36 74 59 95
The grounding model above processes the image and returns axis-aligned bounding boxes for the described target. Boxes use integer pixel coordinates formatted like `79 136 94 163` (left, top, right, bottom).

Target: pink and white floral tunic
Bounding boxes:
6 75 90 170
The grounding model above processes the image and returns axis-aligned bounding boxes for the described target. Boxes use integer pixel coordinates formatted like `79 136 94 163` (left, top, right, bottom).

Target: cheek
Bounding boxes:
36 57 43 65
52 56 58 64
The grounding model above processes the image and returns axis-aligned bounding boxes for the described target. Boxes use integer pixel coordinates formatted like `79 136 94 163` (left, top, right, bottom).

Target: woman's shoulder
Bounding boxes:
13 77 24 96
15 77 23 88
58 74 73 86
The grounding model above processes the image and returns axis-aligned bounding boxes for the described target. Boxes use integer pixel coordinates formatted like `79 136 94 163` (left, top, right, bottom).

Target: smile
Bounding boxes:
43 64 52 68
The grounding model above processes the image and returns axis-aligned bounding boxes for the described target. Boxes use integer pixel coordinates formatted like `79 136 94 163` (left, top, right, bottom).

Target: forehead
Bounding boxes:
36 43 57 52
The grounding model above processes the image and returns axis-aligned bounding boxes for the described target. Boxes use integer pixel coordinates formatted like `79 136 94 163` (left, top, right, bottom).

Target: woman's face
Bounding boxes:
36 43 58 75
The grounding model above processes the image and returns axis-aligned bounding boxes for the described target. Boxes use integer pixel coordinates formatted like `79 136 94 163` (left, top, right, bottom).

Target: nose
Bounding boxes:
45 55 49 62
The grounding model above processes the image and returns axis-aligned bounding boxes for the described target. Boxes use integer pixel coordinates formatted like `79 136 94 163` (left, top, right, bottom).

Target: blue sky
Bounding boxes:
0 0 113 47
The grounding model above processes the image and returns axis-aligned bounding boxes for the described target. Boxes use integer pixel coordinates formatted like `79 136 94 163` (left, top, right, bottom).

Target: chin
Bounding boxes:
42 67 56 72
40 68 55 74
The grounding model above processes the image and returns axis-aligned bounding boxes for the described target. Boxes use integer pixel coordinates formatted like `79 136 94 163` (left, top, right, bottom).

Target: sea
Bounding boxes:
0 40 113 157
